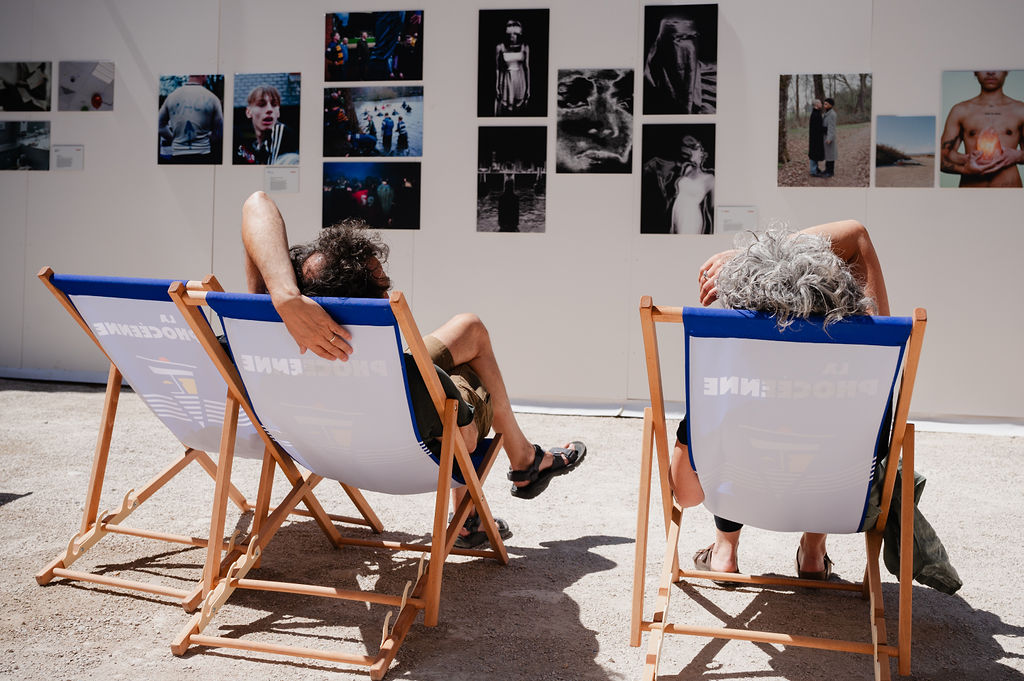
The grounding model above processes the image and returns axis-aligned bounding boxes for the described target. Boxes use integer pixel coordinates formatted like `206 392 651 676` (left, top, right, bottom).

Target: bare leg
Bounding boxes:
798 532 828 572
709 528 741 573
670 440 705 508
427 313 563 479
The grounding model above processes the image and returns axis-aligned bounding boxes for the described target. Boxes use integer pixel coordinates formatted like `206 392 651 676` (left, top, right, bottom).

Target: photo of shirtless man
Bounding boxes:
940 70 1024 188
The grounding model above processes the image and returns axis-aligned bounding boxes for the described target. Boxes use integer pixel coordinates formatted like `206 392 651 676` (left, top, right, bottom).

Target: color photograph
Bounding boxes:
0 62 51 111
324 85 422 157
556 68 633 174
777 73 872 187
0 121 50 170
641 123 715 234
477 126 546 233
58 61 114 111
157 74 224 165
233 72 300 166
325 11 423 82
642 4 717 115
323 161 421 229
940 70 1024 188
477 9 549 118
875 116 935 188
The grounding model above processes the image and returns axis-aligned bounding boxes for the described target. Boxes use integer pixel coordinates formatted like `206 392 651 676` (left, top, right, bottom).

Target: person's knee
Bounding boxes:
450 312 489 344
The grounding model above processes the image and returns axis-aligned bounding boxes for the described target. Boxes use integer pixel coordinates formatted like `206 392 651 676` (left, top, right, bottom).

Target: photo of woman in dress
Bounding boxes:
477 9 548 118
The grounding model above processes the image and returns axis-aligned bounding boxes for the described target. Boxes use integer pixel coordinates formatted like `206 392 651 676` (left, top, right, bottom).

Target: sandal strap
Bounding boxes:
507 445 545 482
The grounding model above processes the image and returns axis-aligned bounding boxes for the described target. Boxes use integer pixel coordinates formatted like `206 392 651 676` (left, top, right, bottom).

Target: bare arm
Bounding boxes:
940 104 974 174
798 220 889 315
158 101 173 143
699 220 890 315
522 44 531 102
241 191 352 360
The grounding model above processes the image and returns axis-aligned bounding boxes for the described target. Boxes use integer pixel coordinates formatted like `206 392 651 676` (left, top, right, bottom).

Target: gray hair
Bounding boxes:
716 229 873 329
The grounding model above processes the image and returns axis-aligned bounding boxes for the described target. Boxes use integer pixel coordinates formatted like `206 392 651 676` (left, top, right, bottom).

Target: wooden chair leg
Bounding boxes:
632 407 656 647
897 425 915 676
644 503 683 681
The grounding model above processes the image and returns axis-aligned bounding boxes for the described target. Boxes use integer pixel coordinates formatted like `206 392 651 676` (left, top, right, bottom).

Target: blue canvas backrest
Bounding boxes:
206 291 450 495
51 274 265 459
682 307 914 534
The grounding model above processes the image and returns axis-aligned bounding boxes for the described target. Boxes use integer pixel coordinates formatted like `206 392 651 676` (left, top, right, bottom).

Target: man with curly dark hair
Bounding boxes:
241 191 586 548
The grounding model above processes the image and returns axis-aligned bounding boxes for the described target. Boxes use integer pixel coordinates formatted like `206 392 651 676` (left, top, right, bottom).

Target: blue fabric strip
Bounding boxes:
50 274 178 302
682 307 913 346
207 291 396 326
428 437 492 485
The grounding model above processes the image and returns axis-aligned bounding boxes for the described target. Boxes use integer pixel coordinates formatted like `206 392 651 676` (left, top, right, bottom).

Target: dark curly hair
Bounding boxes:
289 219 391 298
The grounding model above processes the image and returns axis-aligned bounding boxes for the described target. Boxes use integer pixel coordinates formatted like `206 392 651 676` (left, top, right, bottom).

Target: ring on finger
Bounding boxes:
328 334 337 344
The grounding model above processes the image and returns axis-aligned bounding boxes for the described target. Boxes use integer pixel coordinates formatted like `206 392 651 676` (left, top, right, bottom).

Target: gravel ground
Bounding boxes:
1 378 1022 680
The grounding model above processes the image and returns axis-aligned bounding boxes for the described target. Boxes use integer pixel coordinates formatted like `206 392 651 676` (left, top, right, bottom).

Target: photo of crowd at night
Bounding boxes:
322 161 421 229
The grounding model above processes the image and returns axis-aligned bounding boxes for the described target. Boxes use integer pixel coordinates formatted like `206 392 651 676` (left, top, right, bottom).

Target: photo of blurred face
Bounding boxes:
247 91 280 133
556 68 633 173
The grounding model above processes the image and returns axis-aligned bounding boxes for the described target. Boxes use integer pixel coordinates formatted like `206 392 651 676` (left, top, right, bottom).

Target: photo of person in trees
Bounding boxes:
777 73 872 187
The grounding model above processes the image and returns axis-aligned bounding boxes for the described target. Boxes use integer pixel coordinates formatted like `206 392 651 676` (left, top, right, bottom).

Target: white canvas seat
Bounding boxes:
168 285 507 680
631 300 926 680
35 269 360 610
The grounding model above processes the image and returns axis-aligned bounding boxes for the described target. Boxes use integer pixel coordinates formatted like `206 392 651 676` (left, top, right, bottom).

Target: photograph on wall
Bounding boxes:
324 85 422 157
556 68 633 174
233 72 300 166
477 126 546 233
940 70 1024 188
323 161 420 229
777 73 872 187
642 4 716 115
158 74 224 165
875 116 935 188
0 62 51 111
477 9 549 118
325 11 423 82
58 61 114 111
640 123 715 234
0 121 50 170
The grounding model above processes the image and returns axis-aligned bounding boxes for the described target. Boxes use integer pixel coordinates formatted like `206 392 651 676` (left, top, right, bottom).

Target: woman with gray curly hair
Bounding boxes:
673 219 890 581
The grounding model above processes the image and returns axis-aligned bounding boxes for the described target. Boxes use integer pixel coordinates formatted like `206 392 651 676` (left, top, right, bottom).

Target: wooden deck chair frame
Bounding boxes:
167 284 508 680
34 268 374 612
630 297 926 681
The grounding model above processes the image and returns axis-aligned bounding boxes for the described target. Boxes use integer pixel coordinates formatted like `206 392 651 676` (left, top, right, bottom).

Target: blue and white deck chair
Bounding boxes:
35 268 363 610
631 299 926 681
167 285 507 680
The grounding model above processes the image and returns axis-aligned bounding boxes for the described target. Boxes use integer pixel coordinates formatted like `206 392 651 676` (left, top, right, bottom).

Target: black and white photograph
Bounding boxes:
157 74 224 165
477 126 546 233
640 123 715 234
324 85 422 157
233 72 300 166
58 61 114 111
0 62 51 111
642 4 717 115
325 11 423 82
477 9 549 118
0 121 50 170
556 68 633 174
323 161 421 229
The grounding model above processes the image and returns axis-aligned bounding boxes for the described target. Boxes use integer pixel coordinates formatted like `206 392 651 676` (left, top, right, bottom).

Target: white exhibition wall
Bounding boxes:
1 0 1022 420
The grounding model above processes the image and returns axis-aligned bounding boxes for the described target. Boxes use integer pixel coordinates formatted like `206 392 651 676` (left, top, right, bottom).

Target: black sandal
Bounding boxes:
508 441 587 499
453 513 512 550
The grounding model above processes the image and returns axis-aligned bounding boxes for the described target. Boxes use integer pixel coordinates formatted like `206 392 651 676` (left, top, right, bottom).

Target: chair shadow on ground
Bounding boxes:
657 576 1024 680
174 518 632 680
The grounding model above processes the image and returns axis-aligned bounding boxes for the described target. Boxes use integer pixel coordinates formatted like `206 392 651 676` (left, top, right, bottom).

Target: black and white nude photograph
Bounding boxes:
477 126 546 233
642 4 717 115
477 9 549 118
640 123 715 234
322 161 421 230
556 68 633 174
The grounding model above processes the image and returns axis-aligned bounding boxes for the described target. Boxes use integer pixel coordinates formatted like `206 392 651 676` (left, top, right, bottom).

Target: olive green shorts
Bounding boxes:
423 335 494 443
